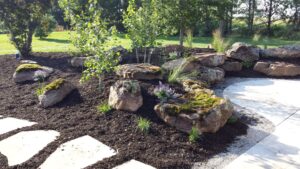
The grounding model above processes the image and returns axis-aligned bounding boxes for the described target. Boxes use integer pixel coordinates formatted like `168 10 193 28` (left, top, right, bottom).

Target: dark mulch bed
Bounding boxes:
0 53 247 169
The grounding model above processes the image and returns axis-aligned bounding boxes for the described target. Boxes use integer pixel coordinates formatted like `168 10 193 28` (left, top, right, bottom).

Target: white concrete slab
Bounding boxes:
39 135 117 169
223 78 300 169
0 117 36 135
113 159 156 169
0 130 60 166
223 79 300 125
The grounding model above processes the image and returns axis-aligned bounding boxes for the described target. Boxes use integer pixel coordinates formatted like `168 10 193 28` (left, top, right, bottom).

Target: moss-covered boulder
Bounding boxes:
38 78 76 108
13 64 53 83
154 89 233 133
116 63 163 80
108 80 143 112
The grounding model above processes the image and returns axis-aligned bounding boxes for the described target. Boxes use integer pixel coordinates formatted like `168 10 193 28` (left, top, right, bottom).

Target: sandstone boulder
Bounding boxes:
154 90 233 133
13 64 54 83
70 57 87 67
254 61 300 77
108 80 143 112
226 42 260 62
197 66 225 84
221 60 243 72
38 79 76 108
261 45 300 59
116 64 163 80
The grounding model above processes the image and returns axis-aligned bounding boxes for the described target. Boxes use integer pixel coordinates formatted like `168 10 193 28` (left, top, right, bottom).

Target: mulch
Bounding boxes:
0 53 247 169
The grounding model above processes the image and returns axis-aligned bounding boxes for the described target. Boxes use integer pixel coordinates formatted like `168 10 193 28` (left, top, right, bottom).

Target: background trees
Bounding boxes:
0 0 54 57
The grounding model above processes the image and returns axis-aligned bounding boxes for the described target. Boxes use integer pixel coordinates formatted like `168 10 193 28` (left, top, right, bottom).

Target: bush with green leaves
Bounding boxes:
189 127 200 143
137 117 151 133
153 81 176 103
123 0 163 63
35 14 57 39
59 0 120 83
96 102 112 114
0 0 54 57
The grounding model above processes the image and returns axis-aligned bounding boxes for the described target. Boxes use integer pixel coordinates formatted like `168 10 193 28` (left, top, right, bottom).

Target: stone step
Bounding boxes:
113 159 156 169
0 117 36 135
0 130 60 166
39 135 117 169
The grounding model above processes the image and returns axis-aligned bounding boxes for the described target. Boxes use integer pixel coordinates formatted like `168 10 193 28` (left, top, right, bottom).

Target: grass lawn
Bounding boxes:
0 31 299 55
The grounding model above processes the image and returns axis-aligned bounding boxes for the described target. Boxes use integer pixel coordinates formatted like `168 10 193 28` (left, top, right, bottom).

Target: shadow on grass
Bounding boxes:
39 38 71 44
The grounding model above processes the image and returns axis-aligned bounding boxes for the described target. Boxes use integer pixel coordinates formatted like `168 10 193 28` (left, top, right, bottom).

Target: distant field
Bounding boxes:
0 31 299 55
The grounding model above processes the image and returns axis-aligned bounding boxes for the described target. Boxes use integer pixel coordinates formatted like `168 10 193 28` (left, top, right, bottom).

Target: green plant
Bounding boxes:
212 29 230 53
137 117 151 133
153 81 175 103
189 127 200 143
168 61 199 84
97 102 112 114
0 0 54 57
35 14 57 39
227 116 238 124
36 83 45 96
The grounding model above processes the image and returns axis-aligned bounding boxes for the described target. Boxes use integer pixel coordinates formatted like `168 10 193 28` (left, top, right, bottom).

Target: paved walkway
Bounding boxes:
0 117 156 169
223 78 300 169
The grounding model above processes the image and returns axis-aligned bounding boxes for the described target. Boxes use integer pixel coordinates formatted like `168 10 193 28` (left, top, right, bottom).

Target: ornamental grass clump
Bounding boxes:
137 117 151 133
154 81 175 103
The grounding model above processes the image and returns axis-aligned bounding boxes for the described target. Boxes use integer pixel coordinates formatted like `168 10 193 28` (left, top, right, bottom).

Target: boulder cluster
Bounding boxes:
13 62 75 108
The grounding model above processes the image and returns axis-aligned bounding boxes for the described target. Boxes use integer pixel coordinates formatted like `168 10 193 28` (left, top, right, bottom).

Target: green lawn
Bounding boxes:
0 31 299 55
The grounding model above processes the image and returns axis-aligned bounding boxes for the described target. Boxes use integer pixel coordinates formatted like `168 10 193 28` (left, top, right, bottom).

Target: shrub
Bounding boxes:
167 60 199 84
36 84 45 97
35 14 57 39
189 127 200 143
97 102 112 114
137 117 151 133
153 81 175 103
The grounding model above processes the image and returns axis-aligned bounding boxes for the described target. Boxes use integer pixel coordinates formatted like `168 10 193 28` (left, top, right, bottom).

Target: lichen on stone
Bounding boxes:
16 64 42 73
165 90 221 116
43 78 65 93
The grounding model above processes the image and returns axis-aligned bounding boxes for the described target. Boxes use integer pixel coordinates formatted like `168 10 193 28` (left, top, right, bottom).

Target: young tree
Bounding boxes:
162 0 202 46
59 0 119 83
123 0 162 63
0 0 53 57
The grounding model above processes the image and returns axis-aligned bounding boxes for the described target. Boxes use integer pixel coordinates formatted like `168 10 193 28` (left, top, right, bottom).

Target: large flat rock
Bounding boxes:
39 135 117 169
0 117 36 135
0 130 60 166
113 159 156 169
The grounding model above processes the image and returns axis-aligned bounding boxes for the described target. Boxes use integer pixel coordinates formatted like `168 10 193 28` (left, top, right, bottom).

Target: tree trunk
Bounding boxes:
247 0 255 35
135 48 139 63
219 20 225 37
267 0 273 36
143 47 147 63
179 27 184 47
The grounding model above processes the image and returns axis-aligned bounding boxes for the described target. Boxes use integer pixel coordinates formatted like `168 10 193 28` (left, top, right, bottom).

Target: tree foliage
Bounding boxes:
0 0 53 57
59 0 119 82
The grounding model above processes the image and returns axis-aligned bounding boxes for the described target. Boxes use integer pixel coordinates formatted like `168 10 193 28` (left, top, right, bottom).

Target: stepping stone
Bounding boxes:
0 117 36 135
39 135 117 169
113 159 156 169
0 130 60 166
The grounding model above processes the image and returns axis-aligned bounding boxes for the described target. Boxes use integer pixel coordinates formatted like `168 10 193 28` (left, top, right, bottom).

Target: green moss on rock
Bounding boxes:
16 64 42 73
166 91 221 116
44 78 65 92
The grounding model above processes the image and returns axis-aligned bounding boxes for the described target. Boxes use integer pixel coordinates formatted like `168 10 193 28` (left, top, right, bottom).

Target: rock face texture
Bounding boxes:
109 80 143 112
116 64 163 80
154 82 233 133
162 53 225 73
261 45 300 59
38 79 76 108
221 60 243 72
226 42 260 62
13 64 53 83
254 61 300 77
70 57 87 68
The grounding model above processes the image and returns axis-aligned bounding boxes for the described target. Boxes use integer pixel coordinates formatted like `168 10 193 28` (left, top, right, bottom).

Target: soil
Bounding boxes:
0 53 247 169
